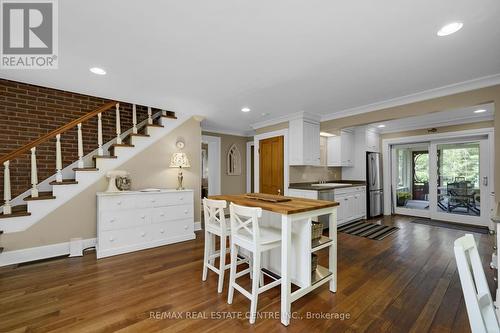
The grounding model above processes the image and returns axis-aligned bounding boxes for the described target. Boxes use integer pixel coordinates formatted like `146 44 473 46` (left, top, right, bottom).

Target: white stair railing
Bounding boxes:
115 103 122 144
55 134 63 182
148 107 153 125
77 123 84 168
30 147 38 197
3 161 11 214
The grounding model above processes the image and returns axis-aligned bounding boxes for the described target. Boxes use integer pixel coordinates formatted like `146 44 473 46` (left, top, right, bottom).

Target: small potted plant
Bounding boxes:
397 192 412 207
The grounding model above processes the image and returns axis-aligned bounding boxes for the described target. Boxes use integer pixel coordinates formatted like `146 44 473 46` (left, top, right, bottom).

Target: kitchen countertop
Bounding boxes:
288 180 366 191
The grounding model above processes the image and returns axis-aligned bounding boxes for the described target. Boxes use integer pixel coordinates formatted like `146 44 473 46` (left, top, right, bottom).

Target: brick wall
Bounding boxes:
0 79 158 200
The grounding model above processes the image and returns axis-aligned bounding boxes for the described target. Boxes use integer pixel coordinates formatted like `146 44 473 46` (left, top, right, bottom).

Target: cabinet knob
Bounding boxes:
160 212 165 217
117 201 122 205
184 210 188 214
160 229 165 234
180 197 184 201
141 215 146 219
184 225 188 230
109 237 115 242
141 232 146 237
110 218 115 223
151 199 156 203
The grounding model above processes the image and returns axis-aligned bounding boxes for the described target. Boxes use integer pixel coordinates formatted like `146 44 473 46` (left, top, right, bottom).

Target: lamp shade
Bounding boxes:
169 152 191 168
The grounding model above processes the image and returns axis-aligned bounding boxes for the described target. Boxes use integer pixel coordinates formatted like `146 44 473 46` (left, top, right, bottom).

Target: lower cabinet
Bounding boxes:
96 190 195 259
288 186 366 226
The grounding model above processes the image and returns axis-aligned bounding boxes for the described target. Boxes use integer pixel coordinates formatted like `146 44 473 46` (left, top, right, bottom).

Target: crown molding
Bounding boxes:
321 73 500 122
250 111 321 130
201 126 254 137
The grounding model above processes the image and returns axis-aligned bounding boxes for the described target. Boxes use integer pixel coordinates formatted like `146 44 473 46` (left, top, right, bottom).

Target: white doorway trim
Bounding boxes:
254 129 289 194
201 135 221 195
246 141 254 192
382 127 494 223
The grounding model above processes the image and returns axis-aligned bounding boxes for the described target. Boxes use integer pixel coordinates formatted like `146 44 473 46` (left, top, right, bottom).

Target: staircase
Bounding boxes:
0 102 183 238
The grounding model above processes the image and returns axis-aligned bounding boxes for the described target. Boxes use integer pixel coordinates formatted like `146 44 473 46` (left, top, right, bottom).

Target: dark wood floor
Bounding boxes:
0 215 494 332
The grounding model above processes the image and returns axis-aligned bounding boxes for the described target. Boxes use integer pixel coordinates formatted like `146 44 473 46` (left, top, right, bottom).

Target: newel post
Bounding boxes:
30 147 39 197
132 104 138 134
97 113 103 156
115 103 122 144
3 161 12 215
55 134 63 182
77 123 84 168
147 106 153 125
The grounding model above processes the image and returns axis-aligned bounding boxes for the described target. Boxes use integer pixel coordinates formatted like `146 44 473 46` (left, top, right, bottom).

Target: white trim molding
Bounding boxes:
253 128 289 195
202 126 254 137
246 141 255 192
322 73 500 122
194 221 202 231
0 238 96 267
201 135 221 196
250 111 320 131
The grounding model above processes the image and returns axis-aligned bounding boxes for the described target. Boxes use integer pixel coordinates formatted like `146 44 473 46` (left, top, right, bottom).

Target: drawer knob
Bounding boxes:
110 218 115 223
109 237 115 242
180 197 184 201
184 225 188 230
142 215 146 219
141 232 146 237
160 213 165 217
184 210 188 214
160 229 165 233
117 201 122 205
151 200 156 203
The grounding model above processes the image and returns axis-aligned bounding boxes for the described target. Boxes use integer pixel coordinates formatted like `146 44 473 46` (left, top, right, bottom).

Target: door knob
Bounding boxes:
277 189 281 196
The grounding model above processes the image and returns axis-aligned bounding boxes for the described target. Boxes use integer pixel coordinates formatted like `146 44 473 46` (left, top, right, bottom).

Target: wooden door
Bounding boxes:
259 136 284 195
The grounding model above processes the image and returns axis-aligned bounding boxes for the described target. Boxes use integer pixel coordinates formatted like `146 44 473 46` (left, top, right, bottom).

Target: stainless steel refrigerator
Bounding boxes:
367 152 383 217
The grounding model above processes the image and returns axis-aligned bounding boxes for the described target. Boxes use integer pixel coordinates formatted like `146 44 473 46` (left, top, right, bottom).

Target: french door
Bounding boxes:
391 137 491 226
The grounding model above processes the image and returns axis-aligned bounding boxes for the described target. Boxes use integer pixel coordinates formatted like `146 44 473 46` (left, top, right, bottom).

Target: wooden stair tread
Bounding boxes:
50 179 78 185
161 115 177 119
92 155 117 159
146 124 164 128
0 205 30 219
24 191 56 201
110 143 134 148
73 167 99 171
129 133 150 137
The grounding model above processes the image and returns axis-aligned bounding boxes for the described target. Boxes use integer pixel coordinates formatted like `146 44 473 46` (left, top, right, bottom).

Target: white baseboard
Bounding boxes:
194 221 202 231
0 238 96 267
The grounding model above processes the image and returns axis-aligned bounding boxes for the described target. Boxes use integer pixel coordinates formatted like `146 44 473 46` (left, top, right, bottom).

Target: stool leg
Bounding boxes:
202 230 210 281
209 233 216 266
227 242 238 304
218 234 227 293
249 250 260 324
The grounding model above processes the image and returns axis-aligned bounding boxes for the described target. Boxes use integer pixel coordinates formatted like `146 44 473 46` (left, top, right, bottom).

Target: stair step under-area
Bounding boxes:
163 111 177 119
108 143 135 155
0 204 31 219
92 155 117 159
0 247 3 254
49 179 78 185
24 191 56 201
73 167 99 171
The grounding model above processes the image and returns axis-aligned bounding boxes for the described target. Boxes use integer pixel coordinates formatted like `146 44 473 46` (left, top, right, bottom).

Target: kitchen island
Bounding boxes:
209 193 338 326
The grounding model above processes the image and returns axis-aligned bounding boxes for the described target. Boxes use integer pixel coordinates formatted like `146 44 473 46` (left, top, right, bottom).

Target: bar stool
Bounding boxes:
202 198 250 293
227 203 282 324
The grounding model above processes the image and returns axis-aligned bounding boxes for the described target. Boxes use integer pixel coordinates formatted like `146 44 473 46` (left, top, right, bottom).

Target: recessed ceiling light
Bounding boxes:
89 67 106 75
320 132 336 137
241 107 251 113
474 109 487 114
377 124 386 128
437 22 463 36
261 112 270 116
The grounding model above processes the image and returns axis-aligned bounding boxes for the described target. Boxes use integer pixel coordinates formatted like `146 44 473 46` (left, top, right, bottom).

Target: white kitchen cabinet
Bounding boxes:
342 127 381 180
327 130 354 167
365 129 380 153
289 118 320 166
319 136 328 166
287 189 318 200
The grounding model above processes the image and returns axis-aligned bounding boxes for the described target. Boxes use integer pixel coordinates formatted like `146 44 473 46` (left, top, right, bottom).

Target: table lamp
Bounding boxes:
170 151 190 190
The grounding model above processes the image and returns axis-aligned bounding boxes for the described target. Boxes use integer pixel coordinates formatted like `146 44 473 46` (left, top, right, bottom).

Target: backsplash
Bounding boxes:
289 166 342 183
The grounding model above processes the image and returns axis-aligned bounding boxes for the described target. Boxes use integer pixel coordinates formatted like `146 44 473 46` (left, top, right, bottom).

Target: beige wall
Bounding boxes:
289 166 341 183
321 84 500 201
4 118 202 251
202 131 252 195
255 121 289 135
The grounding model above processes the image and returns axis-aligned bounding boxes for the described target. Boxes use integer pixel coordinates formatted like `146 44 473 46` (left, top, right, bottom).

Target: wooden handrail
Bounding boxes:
0 101 117 165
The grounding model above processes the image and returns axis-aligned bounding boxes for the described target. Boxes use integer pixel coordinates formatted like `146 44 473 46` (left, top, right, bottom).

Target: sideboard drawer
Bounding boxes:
99 196 135 211
152 205 193 223
100 210 150 231
153 192 193 207
100 226 153 249
151 219 194 241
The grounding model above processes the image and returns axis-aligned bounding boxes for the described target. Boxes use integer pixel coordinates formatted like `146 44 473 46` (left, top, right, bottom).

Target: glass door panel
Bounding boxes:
435 142 481 217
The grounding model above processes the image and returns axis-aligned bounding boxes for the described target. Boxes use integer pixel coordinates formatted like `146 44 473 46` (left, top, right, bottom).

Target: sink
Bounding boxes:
311 183 352 187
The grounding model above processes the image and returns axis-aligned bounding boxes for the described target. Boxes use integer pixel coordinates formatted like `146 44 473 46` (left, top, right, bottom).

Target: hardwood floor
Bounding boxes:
0 215 494 332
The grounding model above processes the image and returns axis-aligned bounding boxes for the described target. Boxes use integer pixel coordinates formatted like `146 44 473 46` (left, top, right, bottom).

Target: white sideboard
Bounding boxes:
96 189 195 259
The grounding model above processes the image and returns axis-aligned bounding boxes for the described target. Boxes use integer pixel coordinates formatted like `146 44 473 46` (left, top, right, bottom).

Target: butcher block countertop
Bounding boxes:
208 193 338 215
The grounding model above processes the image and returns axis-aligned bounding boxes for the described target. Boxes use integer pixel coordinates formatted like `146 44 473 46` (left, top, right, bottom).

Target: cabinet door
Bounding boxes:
327 136 341 166
319 136 327 166
366 130 380 152
344 195 355 221
304 121 320 165
353 192 364 218
341 131 354 167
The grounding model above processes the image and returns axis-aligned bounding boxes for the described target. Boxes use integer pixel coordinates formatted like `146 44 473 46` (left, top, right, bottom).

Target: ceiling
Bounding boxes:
1 1 500 135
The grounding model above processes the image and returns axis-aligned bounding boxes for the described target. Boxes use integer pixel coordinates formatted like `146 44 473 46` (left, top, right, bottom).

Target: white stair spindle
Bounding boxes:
147 107 153 125
115 103 122 144
162 109 166 116
132 104 138 134
77 123 84 168
3 161 12 215
97 113 103 156
55 134 63 182
30 147 39 198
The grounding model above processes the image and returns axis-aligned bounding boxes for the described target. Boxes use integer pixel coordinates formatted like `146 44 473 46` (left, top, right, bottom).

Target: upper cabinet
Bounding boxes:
365 128 380 153
327 130 354 167
289 117 320 165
